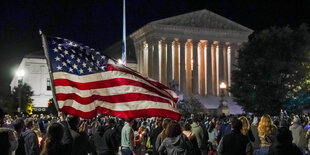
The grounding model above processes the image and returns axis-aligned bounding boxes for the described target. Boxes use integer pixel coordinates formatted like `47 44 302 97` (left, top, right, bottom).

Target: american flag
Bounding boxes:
43 36 180 120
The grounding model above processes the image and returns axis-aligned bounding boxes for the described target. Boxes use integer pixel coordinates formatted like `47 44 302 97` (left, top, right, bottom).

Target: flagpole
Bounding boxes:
122 0 127 66
39 30 59 111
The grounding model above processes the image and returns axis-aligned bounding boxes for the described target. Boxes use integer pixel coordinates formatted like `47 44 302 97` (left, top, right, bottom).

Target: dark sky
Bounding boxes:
0 0 309 96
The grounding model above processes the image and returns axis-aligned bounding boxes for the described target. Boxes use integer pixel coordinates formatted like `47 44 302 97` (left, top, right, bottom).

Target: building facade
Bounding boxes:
105 10 253 113
10 52 52 112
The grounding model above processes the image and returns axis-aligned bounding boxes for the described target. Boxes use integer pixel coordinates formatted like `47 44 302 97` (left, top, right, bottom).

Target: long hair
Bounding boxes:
160 118 172 142
238 116 250 136
41 123 64 155
258 114 276 136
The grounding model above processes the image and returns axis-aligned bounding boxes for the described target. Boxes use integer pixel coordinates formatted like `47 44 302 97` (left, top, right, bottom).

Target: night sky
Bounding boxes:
0 0 309 96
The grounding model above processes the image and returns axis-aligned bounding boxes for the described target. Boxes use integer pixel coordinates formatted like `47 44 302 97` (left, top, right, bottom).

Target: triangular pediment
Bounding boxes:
151 9 252 33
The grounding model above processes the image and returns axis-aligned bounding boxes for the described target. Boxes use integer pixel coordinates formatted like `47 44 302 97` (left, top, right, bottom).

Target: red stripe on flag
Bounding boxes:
54 78 172 100
56 93 171 105
106 65 177 99
60 106 181 121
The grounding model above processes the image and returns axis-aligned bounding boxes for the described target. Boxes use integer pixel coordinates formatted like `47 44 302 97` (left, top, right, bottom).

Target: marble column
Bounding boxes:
179 39 186 93
166 39 173 86
185 40 192 96
199 41 206 96
192 40 199 95
143 42 148 76
173 40 180 84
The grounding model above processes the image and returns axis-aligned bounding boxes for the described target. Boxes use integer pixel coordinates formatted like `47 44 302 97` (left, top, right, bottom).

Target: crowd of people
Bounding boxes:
0 108 309 155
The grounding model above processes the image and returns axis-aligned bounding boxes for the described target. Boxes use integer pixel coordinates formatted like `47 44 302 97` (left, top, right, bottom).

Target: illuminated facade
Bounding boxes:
10 52 51 112
105 10 253 113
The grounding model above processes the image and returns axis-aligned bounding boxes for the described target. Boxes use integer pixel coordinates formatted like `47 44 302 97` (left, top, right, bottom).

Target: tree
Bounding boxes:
230 25 310 115
177 96 203 116
7 82 34 114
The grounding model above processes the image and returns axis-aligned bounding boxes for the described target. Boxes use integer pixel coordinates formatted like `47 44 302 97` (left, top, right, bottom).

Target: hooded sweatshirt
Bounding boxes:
158 134 191 155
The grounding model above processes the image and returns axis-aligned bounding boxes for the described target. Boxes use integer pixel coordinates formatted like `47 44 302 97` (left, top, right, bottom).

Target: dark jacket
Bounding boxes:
22 128 39 155
217 130 252 155
69 128 94 155
93 125 120 155
16 133 26 155
150 126 163 155
268 142 302 155
61 121 94 155
158 134 193 155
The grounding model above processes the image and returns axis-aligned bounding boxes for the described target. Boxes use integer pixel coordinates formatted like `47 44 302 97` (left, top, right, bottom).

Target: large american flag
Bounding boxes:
43 36 180 120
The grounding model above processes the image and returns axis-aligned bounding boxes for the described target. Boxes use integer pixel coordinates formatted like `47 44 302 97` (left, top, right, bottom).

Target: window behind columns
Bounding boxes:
212 43 219 96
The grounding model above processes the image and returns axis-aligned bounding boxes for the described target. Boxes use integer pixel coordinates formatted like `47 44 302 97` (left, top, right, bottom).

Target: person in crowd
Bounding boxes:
217 117 253 155
23 118 40 155
254 114 277 155
121 118 135 155
239 116 255 142
150 118 163 155
0 127 19 155
40 122 70 155
217 117 232 141
158 121 193 155
182 123 199 154
268 127 302 155
155 118 172 155
14 118 26 155
191 117 207 154
0 108 5 127
251 116 260 150
208 122 218 152
62 115 94 155
278 119 290 129
135 126 149 155
289 115 307 153
93 118 120 155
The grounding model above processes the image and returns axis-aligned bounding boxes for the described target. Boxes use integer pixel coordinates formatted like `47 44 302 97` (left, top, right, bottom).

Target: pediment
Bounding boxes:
151 9 252 33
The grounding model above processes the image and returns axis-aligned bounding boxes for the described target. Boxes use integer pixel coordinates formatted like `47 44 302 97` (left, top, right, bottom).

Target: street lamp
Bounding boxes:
16 69 25 114
218 82 229 116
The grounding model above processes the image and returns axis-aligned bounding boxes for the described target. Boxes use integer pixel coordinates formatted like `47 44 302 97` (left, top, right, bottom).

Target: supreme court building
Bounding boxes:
105 9 253 113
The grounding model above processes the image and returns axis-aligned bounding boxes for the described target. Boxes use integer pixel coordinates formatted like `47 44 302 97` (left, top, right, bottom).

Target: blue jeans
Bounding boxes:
121 147 133 155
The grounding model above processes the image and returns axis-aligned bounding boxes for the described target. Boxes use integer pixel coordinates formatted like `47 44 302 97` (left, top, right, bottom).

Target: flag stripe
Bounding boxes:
55 85 171 102
60 106 180 120
56 93 171 105
107 64 173 92
57 100 178 112
54 78 171 99
53 70 173 99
